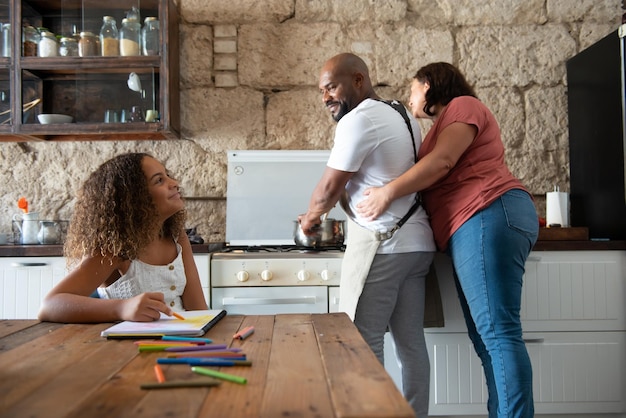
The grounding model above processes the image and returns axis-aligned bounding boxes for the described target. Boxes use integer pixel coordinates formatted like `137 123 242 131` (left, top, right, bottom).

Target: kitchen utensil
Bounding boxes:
293 218 344 247
127 72 142 92
38 113 73 124
37 220 61 244
12 212 40 244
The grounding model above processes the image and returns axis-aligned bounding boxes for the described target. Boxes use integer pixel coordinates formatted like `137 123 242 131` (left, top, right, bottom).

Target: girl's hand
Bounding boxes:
356 186 393 220
119 292 172 322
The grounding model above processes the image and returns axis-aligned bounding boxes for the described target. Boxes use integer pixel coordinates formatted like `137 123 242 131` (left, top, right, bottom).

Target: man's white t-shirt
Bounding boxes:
326 98 435 254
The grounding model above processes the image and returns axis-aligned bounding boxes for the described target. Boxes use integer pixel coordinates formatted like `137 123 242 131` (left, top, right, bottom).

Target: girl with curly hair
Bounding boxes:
38 152 208 323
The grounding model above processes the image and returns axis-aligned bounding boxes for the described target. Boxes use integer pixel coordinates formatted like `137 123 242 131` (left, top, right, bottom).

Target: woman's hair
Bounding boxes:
414 62 477 117
64 152 186 266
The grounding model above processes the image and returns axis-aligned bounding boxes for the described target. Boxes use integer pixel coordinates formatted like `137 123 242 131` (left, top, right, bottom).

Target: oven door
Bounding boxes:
212 286 329 314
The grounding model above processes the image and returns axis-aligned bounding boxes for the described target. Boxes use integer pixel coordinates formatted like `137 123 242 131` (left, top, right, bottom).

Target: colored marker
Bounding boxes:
157 358 252 366
191 366 247 384
140 380 221 389
164 344 228 352
166 351 245 358
233 326 254 340
161 336 212 344
171 311 186 320
154 364 166 383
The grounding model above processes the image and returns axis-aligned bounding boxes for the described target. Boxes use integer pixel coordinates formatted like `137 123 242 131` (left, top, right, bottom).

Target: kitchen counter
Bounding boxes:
1 240 625 257
0 313 414 418
0 243 226 257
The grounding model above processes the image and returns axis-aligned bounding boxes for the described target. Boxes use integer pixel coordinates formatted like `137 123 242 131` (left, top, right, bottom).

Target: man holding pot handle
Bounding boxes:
298 53 435 418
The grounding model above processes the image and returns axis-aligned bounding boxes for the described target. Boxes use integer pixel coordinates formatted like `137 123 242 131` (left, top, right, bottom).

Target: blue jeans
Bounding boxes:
447 189 538 418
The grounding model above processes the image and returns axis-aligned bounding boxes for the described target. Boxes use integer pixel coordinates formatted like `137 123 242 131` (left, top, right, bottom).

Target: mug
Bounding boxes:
145 109 158 122
12 212 40 244
37 221 61 244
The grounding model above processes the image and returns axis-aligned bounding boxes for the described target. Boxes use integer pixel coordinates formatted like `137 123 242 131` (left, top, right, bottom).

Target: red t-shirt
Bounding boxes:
418 96 529 250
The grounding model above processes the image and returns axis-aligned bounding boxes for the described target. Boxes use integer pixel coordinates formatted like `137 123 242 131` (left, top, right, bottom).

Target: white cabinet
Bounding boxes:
193 254 210 306
0 257 67 319
425 251 626 417
0 254 211 319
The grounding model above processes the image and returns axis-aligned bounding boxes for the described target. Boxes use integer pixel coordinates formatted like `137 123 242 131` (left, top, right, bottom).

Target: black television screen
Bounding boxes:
566 28 626 240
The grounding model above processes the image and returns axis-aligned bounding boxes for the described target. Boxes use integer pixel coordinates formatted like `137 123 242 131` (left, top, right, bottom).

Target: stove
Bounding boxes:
210 151 346 315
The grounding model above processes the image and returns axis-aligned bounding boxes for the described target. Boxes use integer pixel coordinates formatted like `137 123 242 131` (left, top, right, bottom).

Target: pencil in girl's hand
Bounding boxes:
171 311 186 320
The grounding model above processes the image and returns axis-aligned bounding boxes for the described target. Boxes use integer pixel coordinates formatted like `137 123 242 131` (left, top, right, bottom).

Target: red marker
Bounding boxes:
233 326 255 340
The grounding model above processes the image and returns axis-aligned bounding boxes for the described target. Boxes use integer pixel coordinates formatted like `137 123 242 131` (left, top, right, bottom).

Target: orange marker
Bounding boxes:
171 311 186 320
154 364 166 383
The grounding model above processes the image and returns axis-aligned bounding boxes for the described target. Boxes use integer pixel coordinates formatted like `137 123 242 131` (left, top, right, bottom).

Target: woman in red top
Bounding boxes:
357 62 538 418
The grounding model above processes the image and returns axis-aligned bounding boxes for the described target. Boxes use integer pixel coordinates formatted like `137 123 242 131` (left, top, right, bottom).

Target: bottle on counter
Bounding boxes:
119 18 141 56
59 36 78 57
38 30 58 57
100 16 119 56
78 31 98 57
22 25 39 57
141 17 159 56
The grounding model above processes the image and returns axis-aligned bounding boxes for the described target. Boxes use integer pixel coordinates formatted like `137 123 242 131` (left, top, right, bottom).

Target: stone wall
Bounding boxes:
0 0 623 243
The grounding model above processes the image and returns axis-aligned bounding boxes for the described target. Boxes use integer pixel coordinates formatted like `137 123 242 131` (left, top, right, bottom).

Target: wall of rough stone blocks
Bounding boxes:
0 0 623 243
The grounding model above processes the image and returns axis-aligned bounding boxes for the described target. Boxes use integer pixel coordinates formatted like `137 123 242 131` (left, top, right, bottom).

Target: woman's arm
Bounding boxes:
357 122 477 219
38 255 175 323
179 231 209 310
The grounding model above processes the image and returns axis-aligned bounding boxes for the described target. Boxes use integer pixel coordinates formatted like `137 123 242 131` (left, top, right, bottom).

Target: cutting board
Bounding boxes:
538 227 589 241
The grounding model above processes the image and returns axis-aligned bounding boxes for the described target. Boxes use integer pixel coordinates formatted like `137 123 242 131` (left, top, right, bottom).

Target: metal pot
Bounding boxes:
293 218 345 247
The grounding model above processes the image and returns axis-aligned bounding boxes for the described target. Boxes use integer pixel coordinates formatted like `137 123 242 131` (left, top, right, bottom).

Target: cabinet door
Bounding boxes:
0 257 66 319
522 251 626 331
193 254 209 306
425 332 626 416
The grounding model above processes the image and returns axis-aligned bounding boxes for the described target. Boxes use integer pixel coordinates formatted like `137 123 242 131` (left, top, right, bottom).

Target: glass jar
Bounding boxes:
100 16 119 56
141 17 159 56
22 25 39 57
38 30 58 57
59 37 78 57
119 18 141 56
78 31 98 57
1 23 10 57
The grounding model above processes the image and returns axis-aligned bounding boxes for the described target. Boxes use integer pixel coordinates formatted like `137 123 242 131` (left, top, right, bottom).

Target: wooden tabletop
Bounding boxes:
0 313 414 418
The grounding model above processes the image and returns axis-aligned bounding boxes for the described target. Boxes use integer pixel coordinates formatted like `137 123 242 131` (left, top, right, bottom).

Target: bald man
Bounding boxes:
298 53 435 417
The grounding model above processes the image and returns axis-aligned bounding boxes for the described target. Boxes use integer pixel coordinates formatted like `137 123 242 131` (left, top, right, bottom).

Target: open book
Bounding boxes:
101 309 227 337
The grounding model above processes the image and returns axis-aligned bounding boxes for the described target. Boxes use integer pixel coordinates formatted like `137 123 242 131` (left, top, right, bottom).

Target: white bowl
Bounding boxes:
37 114 73 124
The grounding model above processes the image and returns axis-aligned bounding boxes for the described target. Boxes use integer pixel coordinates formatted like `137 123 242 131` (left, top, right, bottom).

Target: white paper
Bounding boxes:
546 191 569 227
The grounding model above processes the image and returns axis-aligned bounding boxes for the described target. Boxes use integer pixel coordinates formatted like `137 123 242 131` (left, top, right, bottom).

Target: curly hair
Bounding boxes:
414 62 477 117
64 152 186 267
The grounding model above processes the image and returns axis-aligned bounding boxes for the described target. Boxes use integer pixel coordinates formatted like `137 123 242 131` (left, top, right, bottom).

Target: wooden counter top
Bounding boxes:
0 243 225 257
0 313 414 418
2 240 624 257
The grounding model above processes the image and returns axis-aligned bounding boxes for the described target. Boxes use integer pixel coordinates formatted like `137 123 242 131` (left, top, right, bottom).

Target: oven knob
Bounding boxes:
260 270 273 281
320 270 331 281
236 271 249 282
297 270 310 281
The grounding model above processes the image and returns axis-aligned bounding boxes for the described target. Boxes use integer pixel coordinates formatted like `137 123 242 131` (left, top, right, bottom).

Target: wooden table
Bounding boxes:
0 313 414 418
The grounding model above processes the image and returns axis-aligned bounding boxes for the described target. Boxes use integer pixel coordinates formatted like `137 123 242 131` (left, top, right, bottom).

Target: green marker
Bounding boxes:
191 366 247 384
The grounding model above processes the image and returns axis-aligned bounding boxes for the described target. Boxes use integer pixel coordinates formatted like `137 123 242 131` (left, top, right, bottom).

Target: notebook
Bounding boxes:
101 309 227 337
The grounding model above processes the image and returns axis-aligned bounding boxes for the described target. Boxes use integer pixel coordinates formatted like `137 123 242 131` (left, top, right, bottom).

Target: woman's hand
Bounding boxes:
119 292 173 322
356 186 394 221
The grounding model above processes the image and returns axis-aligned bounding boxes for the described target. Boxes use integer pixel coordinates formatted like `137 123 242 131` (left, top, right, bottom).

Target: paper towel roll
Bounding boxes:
546 191 569 227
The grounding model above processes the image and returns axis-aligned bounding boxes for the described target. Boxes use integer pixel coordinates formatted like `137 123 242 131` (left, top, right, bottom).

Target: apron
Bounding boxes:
338 217 381 320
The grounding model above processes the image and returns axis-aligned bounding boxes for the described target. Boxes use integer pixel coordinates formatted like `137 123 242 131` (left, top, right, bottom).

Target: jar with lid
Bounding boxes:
59 37 78 57
119 18 141 56
1 23 10 57
100 16 119 56
38 30 58 57
78 31 98 57
141 17 159 56
22 26 39 57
